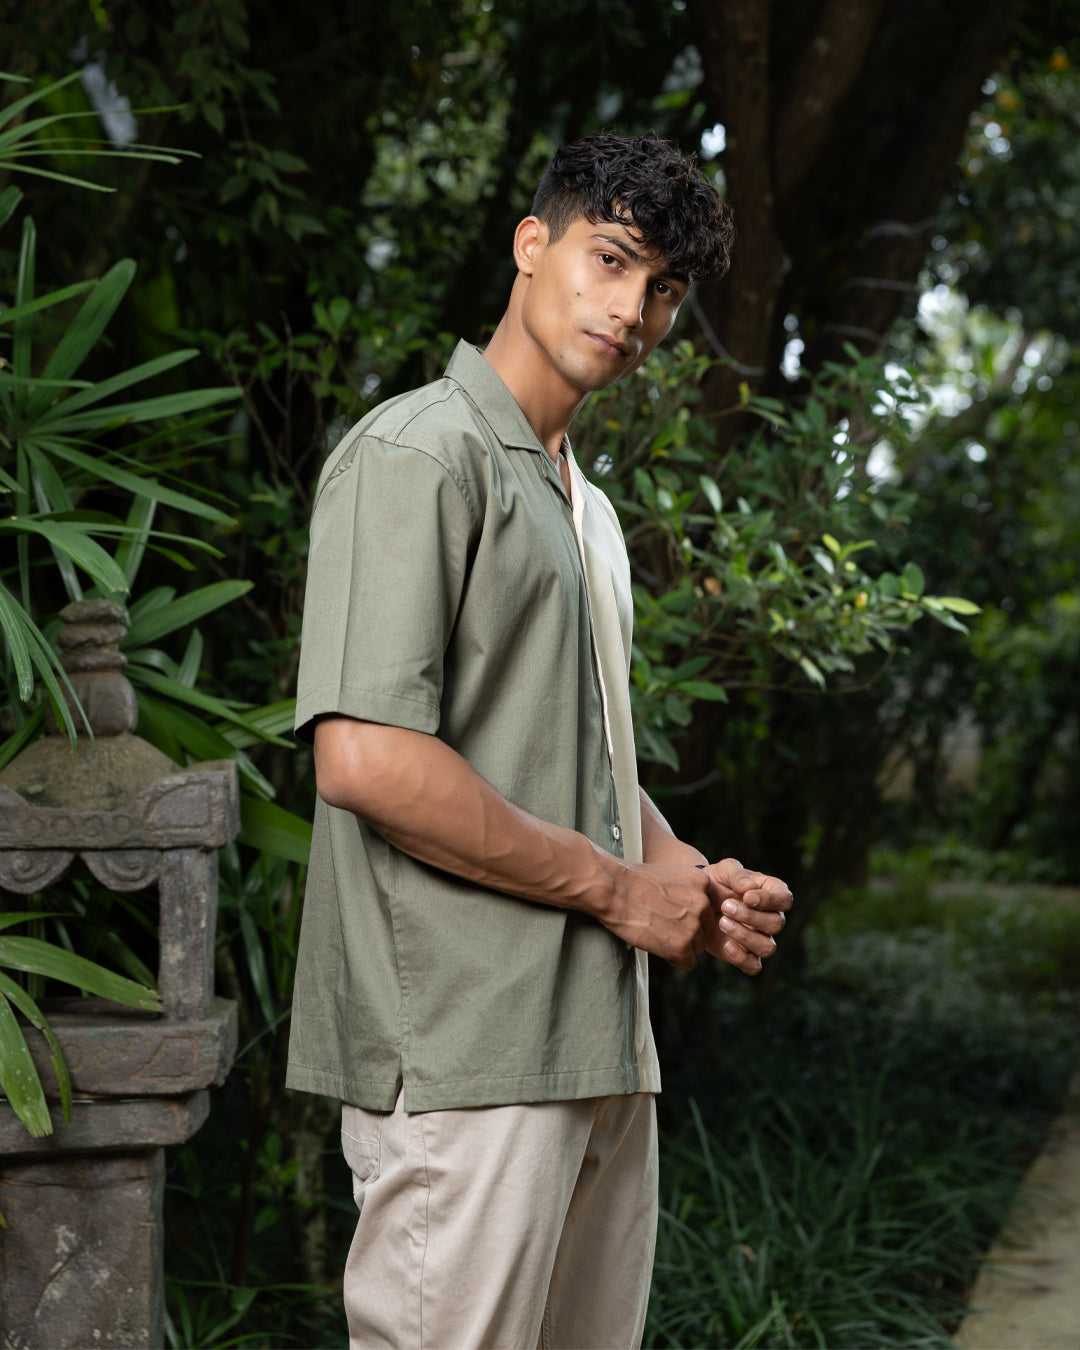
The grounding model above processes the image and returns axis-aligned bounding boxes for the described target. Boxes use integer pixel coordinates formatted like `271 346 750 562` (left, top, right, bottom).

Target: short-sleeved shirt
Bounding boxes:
287 341 657 1111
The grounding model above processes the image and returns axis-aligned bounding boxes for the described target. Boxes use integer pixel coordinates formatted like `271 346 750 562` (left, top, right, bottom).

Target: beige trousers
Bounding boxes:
340 1091 658 1350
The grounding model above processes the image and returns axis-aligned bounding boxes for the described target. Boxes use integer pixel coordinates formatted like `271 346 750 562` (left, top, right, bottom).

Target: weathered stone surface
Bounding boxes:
43 601 136 739
0 1149 164 1350
0 737 178 813
57 621 128 651
0 848 74 894
55 668 138 736
58 598 127 627
60 644 127 674
0 1090 210 1157
82 848 162 891
158 850 219 1019
0 761 240 847
16 998 237 1097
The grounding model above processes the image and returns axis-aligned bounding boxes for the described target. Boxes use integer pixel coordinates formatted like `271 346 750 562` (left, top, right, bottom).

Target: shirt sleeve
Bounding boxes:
294 433 476 743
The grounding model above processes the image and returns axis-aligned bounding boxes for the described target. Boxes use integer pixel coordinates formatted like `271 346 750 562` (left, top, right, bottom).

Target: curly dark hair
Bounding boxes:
530 130 734 283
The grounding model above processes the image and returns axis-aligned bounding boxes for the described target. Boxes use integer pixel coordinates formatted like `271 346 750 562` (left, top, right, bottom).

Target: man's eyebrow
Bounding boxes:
590 233 689 286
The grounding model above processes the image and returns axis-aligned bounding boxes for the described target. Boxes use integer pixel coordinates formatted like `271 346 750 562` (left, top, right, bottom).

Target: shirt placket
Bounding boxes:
539 450 623 853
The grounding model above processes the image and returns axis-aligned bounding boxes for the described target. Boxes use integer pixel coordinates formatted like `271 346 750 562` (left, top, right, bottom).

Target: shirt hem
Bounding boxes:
287 1061 641 1113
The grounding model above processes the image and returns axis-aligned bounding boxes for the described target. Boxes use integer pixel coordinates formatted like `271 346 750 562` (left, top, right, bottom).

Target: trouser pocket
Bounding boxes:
341 1103 383 1211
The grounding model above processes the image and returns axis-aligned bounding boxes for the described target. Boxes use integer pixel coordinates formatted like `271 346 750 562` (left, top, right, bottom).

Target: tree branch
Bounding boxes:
773 0 886 204
807 0 1021 365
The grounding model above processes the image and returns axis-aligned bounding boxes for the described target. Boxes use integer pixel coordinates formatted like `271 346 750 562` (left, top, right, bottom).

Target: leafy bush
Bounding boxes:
571 340 978 769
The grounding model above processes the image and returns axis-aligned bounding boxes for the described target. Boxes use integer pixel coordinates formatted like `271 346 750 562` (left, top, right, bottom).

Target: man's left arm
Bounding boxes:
638 788 792 975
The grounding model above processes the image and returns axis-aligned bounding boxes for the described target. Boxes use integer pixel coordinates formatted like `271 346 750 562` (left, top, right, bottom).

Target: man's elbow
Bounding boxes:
313 762 356 813
312 716 430 824
312 716 386 816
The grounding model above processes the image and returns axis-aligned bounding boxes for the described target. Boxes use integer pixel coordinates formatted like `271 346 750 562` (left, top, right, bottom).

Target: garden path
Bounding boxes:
954 1069 1080 1350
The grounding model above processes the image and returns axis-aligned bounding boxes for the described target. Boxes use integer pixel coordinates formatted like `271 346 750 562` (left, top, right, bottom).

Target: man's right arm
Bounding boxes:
314 715 725 971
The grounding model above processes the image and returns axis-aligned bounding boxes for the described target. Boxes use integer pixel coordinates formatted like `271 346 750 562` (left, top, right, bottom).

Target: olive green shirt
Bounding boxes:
288 342 647 1111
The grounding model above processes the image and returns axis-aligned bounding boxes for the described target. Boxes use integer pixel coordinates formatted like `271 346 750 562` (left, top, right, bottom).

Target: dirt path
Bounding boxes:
954 1070 1080 1349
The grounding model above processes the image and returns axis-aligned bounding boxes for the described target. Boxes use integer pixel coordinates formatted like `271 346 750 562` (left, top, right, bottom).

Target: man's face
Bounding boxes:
516 214 689 397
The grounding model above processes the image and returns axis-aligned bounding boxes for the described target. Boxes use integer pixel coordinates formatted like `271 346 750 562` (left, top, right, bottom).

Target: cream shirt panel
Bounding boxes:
566 447 662 1094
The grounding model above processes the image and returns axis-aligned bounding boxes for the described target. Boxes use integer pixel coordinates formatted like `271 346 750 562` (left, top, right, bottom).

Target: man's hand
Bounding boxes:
595 859 791 975
636 791 792 975
595 863 727 972
703 858 792 975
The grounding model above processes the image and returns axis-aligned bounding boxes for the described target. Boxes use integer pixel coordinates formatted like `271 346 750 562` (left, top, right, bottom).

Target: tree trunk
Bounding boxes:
686 0 1022 439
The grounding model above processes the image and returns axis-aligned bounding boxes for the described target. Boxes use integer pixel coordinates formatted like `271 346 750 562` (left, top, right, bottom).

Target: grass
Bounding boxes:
645 870 1080 1349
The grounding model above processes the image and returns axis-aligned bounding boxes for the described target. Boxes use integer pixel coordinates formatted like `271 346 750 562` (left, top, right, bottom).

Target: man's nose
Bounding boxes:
609 276 647 329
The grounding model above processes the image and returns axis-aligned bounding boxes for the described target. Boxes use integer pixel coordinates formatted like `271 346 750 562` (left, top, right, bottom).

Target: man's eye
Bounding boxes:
599 253 619 266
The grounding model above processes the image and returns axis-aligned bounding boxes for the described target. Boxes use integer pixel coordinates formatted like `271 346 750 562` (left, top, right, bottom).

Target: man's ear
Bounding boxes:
513 216 547 275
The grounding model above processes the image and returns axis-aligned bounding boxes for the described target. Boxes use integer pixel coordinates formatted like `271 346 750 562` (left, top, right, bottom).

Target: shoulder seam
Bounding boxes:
320 417 479 525
369 432 477 524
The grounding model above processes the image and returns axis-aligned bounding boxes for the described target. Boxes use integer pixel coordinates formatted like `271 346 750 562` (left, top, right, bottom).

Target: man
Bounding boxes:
289 131 792 1348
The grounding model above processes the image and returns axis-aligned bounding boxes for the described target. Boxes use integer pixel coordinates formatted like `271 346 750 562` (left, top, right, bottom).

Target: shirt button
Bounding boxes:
612 825 621 841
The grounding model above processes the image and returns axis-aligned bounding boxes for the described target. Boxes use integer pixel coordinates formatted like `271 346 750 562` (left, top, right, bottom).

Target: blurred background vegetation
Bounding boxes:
2 0 1079 1345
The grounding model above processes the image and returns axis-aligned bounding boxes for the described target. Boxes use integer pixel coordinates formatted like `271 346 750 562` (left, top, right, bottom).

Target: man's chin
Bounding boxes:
565 358 635 394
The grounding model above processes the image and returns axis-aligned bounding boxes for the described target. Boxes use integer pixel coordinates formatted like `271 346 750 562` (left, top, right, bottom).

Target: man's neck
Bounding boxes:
481 318 588 463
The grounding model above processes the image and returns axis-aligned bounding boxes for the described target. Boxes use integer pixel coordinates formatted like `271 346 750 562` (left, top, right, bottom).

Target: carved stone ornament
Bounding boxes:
0 848 74 894
0 598 242 1350
83 849 162 892
0 599 239 845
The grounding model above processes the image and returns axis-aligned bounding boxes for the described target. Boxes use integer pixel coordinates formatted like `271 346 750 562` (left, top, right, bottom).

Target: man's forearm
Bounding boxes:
315 716 624 914
313 717 734 968
639 787 707 867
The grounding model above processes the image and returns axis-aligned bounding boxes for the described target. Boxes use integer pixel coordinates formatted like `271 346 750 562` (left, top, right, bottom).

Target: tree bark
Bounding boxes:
801 0 1023 370
687 0 1022 432
689 0 784 420
773 0 887 204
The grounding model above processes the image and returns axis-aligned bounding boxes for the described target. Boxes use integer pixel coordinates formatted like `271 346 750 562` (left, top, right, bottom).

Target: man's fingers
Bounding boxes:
705 859 792 912
720 936 763 976
745 887 793 913
719 913 777 959
732 880 792 911
622 862 786 970
720 897 787 935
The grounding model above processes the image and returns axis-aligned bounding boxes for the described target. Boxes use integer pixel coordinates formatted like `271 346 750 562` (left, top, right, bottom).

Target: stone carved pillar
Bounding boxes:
0 1153 166 1350
157 849 219 1020
0 599 240 1350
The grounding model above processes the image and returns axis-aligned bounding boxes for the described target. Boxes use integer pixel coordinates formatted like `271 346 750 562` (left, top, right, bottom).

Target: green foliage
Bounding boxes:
0 73 234 737
879 215 1080 881
0 69 186 191
0 69 309 812
650 1091 970 1349
574 341 977 768
0 70 313 1146
962 596 1080 877
935 53 1080 339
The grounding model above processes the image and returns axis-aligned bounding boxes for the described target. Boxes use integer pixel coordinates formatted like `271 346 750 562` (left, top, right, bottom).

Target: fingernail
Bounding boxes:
719 915 735 931
721 899 738 916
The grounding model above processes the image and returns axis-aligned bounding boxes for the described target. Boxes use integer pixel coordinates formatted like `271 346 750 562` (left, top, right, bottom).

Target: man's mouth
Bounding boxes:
587 332 629 357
